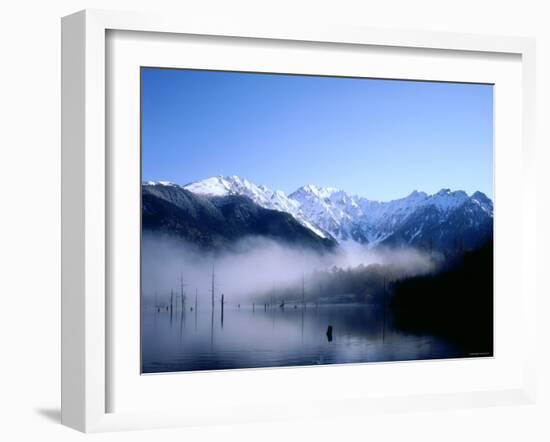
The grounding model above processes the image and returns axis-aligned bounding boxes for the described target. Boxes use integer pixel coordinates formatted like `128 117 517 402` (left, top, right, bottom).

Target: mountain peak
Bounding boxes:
406 190 428 200
183 176 328 239
292 184 339 200
183 176 233 196
428 189 469 211
433 188 468 199
470 191 493 214
471 190 491 201
144 180 178 187
176 176 492 248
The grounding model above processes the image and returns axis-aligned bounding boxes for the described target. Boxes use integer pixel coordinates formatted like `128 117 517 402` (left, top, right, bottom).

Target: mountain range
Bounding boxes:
142 182 337 251
143 176 493 253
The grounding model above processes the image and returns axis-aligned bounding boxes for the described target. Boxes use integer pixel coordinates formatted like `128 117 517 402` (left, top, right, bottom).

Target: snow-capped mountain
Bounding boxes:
142 182 336 251
183 176 328 238
290 185 493 248
147 176 493 252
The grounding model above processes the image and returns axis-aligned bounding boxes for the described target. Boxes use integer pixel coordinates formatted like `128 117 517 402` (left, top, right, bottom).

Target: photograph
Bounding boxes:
140 67 494 374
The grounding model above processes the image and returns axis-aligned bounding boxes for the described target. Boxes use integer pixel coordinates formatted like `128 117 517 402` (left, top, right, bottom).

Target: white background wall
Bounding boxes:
0 1 548 441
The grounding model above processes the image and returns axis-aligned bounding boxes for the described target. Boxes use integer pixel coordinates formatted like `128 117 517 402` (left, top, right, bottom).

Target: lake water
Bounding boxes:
141 303 462 373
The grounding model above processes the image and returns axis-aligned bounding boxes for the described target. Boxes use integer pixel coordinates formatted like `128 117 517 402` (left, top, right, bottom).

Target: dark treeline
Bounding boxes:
390 240 493 354
251 241 477 307
255 261 432 305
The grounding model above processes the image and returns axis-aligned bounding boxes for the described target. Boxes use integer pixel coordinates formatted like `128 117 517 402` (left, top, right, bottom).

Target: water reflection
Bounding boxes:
141 304 463 373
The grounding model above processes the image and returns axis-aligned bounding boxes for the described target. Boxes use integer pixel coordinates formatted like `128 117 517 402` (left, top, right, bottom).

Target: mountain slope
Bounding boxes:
290 185 493 251
142 183 337 252
150 176 493 253
183 176 330 239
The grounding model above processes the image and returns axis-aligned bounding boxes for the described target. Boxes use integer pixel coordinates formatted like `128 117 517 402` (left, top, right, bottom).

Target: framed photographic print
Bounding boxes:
61 9 538 432
140 68 494 374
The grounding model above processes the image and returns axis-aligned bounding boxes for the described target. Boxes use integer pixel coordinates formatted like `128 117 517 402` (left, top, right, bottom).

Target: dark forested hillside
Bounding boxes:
142 184 337 252
390 241 493 354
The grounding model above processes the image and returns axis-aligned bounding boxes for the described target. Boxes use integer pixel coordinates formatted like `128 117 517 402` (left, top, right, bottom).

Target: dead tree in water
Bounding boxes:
180 275 187 311
211 265 215 311
194 288 198 331
302 274 306 310
382 277 387 342
221 294 225 327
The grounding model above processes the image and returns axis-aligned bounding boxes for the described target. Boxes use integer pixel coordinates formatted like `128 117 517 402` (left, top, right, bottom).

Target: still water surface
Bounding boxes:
141 304 461 373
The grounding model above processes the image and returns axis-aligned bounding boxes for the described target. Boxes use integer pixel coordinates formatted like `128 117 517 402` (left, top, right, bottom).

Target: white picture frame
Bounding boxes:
61 9 538 433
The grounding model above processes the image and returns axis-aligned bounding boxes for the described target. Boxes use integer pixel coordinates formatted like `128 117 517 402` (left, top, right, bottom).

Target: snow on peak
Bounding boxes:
471 191 492 204
470 191 493 214
176 176 493 246
406 190 428 200
183 176 234 197
184 176 328 239
429 189 469 211
293 184 340 200
290 184 492 245
144 180 178 187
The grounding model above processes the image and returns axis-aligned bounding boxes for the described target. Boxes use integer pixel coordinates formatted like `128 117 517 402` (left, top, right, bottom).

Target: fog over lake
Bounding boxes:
140 234 470 373
141 233 437 305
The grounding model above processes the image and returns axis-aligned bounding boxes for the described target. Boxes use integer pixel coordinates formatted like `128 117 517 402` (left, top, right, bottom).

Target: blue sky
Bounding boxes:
141 68 493 200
